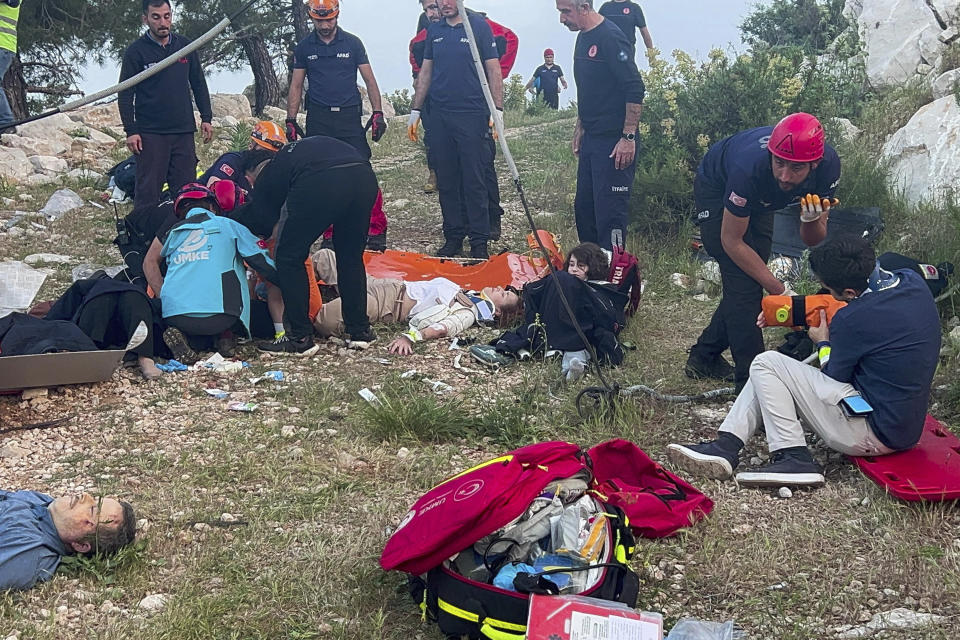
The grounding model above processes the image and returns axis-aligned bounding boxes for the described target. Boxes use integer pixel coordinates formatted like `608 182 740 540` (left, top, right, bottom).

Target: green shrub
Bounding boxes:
385 88 413 116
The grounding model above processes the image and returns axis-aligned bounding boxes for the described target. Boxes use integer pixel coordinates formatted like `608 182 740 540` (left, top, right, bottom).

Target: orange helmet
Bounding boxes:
250 120 287 151
307 0 339 20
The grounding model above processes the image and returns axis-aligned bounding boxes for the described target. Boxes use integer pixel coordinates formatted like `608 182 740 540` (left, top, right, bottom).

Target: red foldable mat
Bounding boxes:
851 416 960 502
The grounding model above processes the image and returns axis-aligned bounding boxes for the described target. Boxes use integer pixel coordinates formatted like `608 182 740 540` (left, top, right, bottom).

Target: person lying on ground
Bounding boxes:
0 490 136 592
144 183 280 363
666 236 941 488
309 248 521 354
474 243 627 379
45 276 164 381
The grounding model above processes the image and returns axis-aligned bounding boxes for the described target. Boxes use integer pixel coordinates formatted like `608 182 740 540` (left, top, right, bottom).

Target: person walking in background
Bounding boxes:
410 0 443 194
118 0 213 212
525 48 567 110
598 0 654 58
557 0 645 252
0 0 21 132
408 0 504 260
285 0 389 251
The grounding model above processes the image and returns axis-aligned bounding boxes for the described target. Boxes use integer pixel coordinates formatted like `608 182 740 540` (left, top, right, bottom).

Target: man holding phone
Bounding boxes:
667 236 941 488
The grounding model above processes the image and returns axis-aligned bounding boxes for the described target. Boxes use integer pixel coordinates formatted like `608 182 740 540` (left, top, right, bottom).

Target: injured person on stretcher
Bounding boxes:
310 248 522 355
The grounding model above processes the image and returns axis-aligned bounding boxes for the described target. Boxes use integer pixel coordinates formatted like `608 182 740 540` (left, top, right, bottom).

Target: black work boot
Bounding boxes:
666 432 744 480
685 348 735 382
489 215 502 242
470 242 489 260
366 231 387 252
735 446 825 487
437 238 464 257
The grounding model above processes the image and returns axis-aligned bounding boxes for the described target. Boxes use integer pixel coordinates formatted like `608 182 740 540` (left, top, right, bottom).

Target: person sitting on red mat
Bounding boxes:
667 236 942 488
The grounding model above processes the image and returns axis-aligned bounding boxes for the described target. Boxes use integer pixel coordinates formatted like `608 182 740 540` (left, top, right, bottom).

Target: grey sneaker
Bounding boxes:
735 447 825 487
470 344 513 368
666 433 744 480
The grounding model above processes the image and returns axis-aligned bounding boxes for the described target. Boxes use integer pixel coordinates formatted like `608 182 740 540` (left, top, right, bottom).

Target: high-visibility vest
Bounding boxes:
0 4 19 54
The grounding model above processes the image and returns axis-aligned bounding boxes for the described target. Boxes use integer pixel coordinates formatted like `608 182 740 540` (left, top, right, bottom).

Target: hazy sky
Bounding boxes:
79 0 753 104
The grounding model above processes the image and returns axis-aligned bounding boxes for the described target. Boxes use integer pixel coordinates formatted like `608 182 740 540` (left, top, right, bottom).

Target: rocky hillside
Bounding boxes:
846 0 960 204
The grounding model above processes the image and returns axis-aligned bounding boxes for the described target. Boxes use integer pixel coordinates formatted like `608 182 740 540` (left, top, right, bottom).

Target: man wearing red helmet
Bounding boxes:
286 0 388 251
685 113 841 392
525 49 567 110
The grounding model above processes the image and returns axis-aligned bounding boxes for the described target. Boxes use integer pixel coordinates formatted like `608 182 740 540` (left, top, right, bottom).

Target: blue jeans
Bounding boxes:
0 48 14 128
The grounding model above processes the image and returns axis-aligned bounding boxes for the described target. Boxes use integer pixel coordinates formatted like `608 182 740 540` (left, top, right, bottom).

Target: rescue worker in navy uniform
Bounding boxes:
407 0 504 260
200 121 287 197
525 48 568 110
597 0 654 56
119 0 213 212
557 0 645 252
286 0 389 251
231 136 379 355
410 2 518 243
686 113 841 391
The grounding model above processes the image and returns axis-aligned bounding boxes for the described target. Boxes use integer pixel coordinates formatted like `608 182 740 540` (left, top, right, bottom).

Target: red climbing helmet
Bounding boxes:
768 112 825 163
174 182 220 218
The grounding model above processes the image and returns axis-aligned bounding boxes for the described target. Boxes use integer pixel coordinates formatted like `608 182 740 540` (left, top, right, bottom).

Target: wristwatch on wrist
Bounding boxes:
621 132 636 142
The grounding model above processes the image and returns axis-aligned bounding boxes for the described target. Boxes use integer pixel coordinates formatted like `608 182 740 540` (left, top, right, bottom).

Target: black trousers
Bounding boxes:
574 131 635 250
306 104 371 159
421 99 436 172
432 110 491 247
133 132 197 210
692 212 775 385
540 91 559 110
76 292 156 359
167 313 240 351
275 164 379 339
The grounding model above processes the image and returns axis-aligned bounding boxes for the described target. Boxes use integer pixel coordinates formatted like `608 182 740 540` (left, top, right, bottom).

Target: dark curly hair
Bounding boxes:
808 235 876 294
565 242 610 281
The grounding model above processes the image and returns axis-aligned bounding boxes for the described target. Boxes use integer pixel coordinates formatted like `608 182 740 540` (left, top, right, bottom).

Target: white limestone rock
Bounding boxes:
29 155 68 173
881 95 960 205
2 132 71 157
852 0 943 86
0 146 33 181
211 93 252 120
932 68 960 98
77 102 123 131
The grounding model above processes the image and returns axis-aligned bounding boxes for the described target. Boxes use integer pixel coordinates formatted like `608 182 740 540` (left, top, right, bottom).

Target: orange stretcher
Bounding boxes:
362 231 564 290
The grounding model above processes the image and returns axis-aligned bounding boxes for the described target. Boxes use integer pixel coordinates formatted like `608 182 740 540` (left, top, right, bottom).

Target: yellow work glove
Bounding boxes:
407 110 421 143
799 194 839 223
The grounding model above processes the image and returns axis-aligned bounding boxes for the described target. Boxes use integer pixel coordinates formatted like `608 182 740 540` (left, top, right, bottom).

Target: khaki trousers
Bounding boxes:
719 351 893 456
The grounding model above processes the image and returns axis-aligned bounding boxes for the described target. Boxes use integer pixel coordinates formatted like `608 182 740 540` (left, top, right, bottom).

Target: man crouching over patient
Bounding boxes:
1 490 136 591
667 236 941 488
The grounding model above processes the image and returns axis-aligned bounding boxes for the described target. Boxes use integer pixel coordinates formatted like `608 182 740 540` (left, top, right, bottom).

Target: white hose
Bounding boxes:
456 0 520 181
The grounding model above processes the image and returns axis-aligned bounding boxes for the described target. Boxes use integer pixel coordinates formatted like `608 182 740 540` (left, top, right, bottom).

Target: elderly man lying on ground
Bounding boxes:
667 236 941 488
310 248 521 352
0 490 136 591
